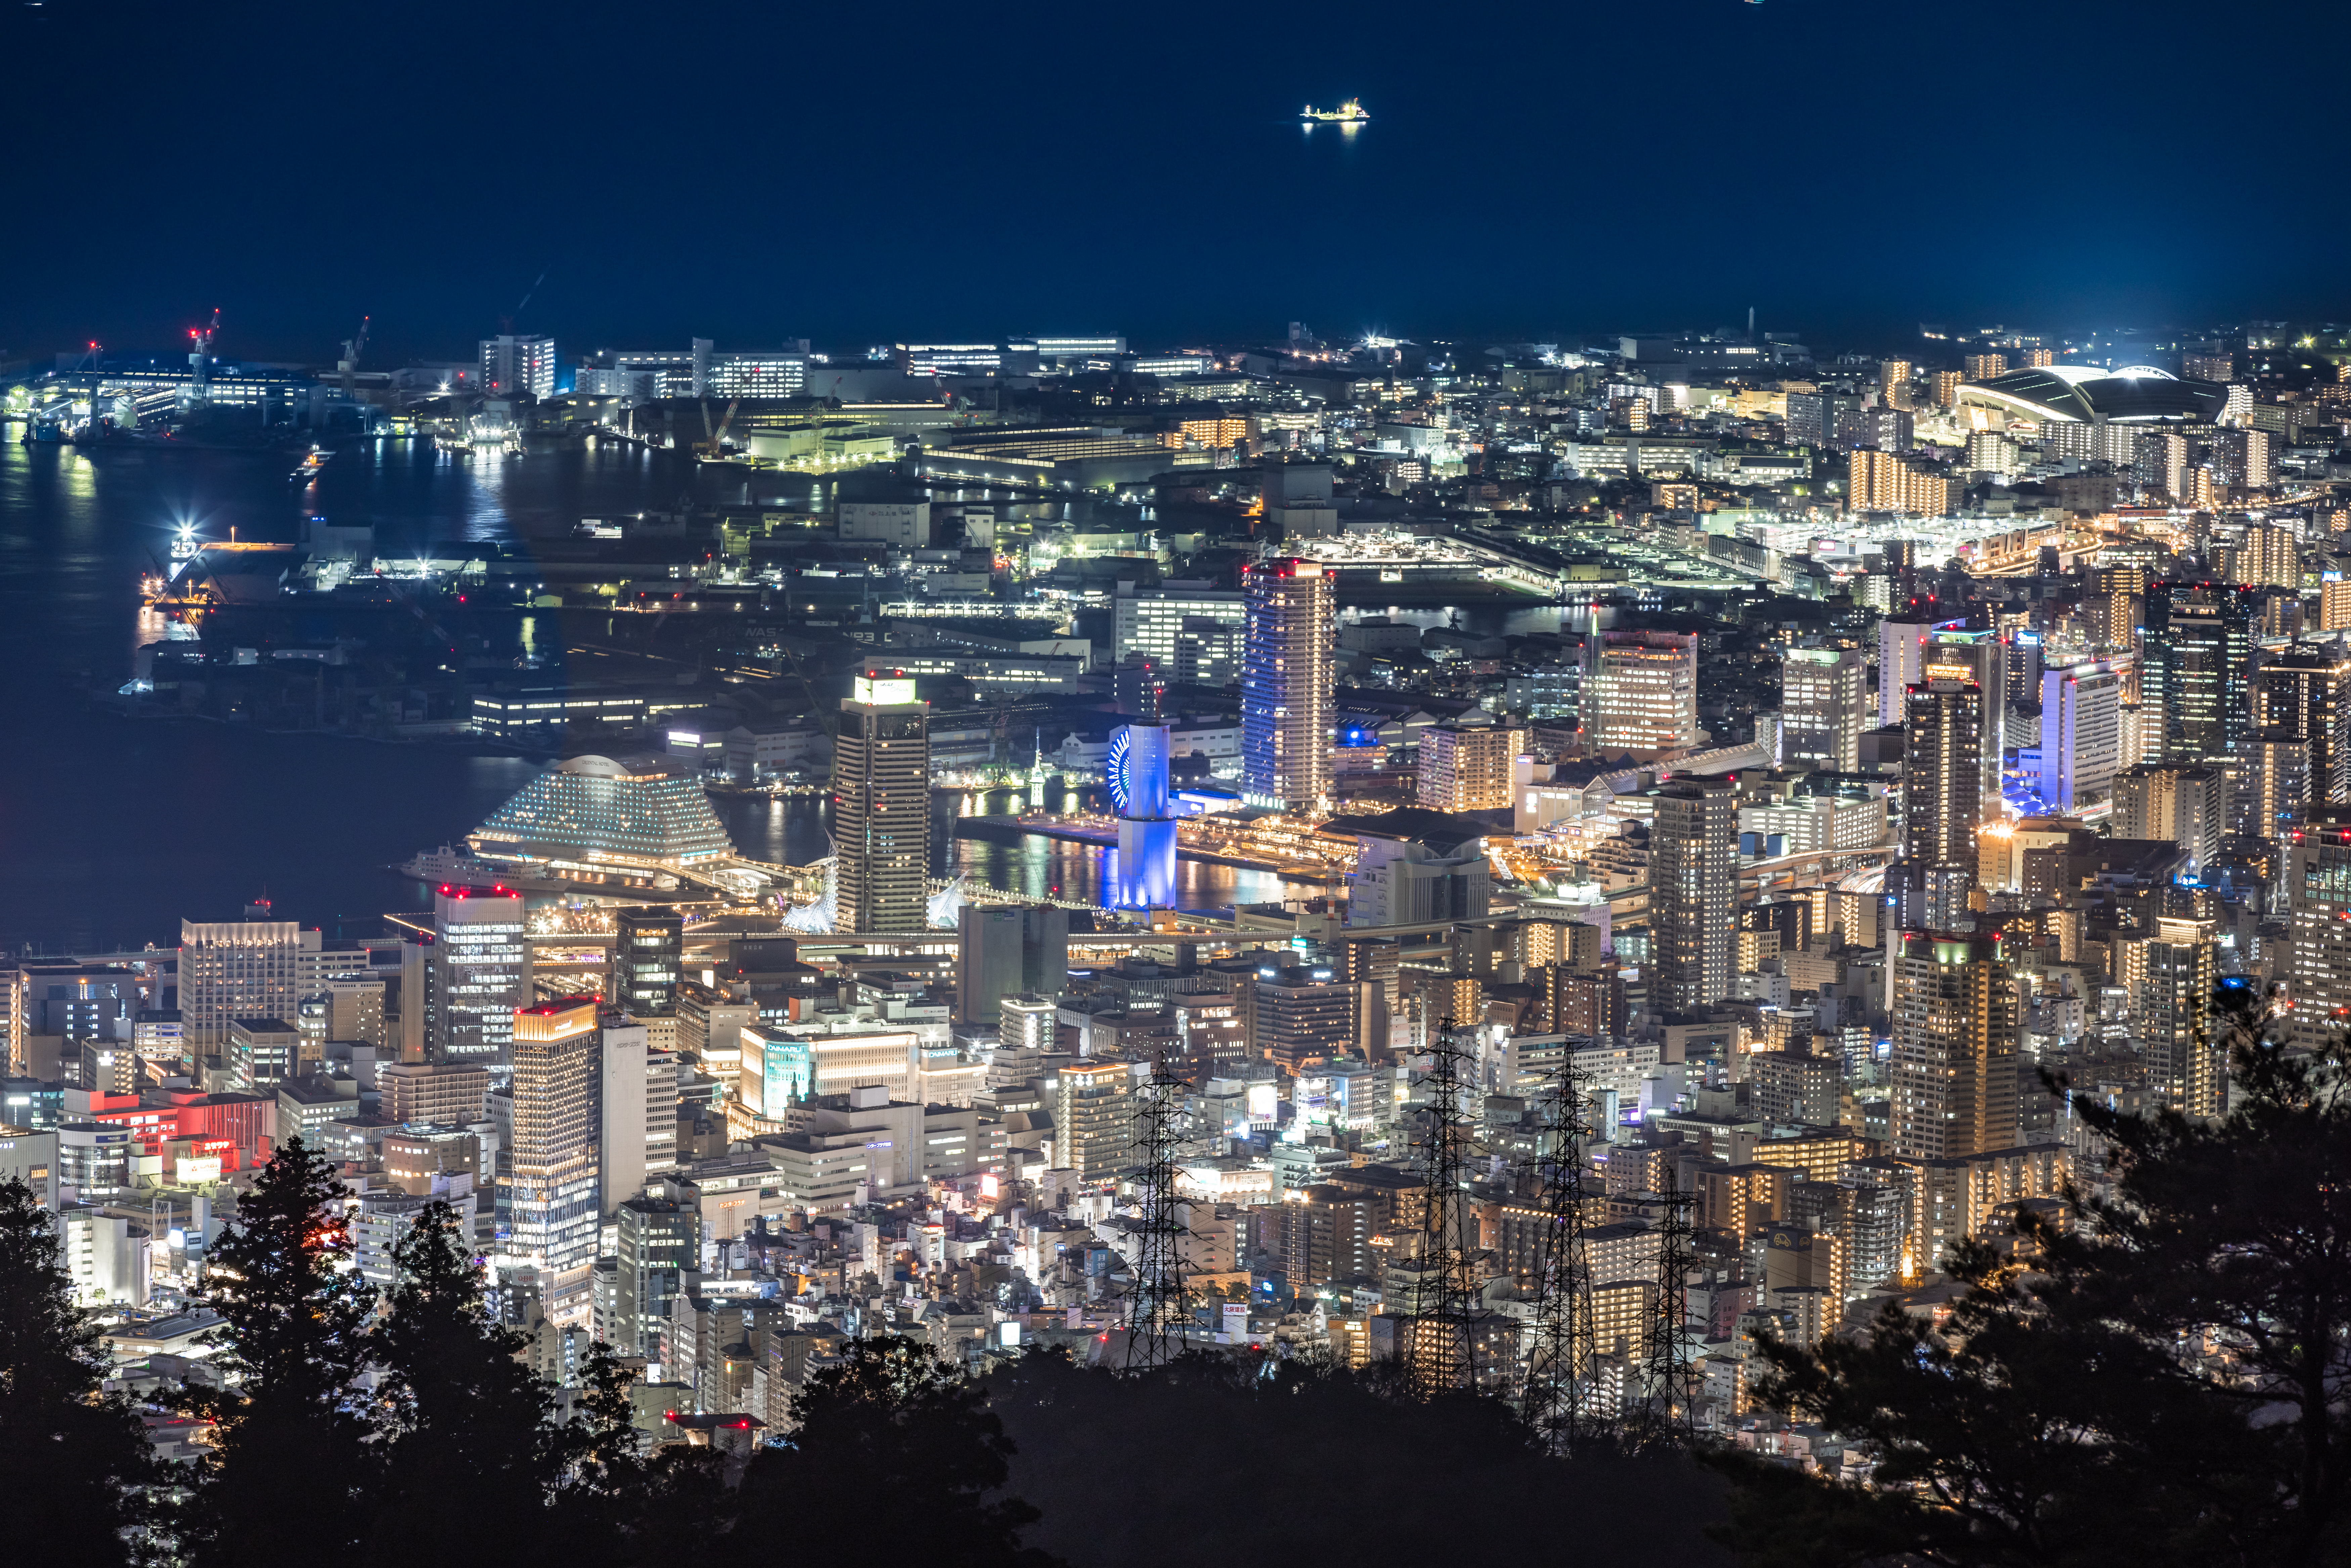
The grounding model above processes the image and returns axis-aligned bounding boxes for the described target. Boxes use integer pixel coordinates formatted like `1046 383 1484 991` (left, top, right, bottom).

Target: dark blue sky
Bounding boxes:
7 0 2346 365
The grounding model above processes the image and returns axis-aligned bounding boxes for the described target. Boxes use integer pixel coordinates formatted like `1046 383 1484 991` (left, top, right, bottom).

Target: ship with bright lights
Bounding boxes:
1302 98 1369 123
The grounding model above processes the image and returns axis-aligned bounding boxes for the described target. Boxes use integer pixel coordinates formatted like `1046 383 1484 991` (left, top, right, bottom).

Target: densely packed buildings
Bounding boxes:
10 313 2350 1466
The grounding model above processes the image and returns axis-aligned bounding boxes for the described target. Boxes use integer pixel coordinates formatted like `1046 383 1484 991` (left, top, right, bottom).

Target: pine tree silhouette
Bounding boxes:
180 1139 378 1568
372 1201 572 1567
0 1176 159 1568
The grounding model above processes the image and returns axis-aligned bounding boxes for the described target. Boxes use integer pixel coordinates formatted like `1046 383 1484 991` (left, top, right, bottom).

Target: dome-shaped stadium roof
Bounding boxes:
1958 364 2226 424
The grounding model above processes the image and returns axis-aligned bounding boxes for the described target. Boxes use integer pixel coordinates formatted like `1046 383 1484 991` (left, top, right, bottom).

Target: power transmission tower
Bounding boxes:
1123 1067 1189 1371
1524 1056 1599 1453
1405 1019 1477 1396
1633 1178 1698 1451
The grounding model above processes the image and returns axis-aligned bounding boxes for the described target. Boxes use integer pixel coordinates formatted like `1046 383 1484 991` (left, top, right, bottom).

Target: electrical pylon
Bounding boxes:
1632 1179 1698 1450
1123 1066 1189 1371
1524 1056 1600 1452
1405 1018 1477 1396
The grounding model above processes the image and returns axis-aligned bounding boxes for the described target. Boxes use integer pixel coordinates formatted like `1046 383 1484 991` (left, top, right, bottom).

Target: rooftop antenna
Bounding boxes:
1748 306 1756 342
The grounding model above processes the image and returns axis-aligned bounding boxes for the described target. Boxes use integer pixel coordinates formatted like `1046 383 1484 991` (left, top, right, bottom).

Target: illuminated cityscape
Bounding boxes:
12 56 2351 1551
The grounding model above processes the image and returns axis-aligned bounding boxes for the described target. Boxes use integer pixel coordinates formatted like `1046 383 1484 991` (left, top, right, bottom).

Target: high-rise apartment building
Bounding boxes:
2244 734 2311 838
1649 779 1738 1014
1240 558 1335 813
1963 352 2007 381
1876 620 1931 726
1848 449 1958 516
1586 630 1700 755
1779 648 1867 771
478 334 556 399
507 999 600 1312
1889 932 2019 1160
999 993 1057 1055
615 907 683 1016
832 674 931 932
2116 916 2220 1119
1903 679 1984 867
1417 723 1525 812
2084 565 2146 647
428 886 527 1074
2112 764 2226 873
2290 807 2351 1048
2226 523 2298 588
1924 635 2007 814
1876 359 1912 407
2253 651 2351 806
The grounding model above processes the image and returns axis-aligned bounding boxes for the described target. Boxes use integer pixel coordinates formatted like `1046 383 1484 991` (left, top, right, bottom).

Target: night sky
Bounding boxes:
7 0 2348 365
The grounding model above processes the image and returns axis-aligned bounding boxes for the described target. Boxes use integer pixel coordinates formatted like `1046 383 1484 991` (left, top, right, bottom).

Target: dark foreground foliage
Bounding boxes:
1713 986 2351 1568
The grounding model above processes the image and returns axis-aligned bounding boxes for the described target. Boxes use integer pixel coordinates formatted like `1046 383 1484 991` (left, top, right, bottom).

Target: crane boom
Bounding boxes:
338 315 370 398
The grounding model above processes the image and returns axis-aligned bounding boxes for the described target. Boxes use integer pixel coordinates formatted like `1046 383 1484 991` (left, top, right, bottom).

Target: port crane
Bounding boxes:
338 316 370 399
185 309 220 405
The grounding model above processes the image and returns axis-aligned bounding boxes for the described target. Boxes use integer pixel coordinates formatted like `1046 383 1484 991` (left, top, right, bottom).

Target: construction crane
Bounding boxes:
337 316 370 398
778 640 838 737
695 398 741 459
186 309 220 404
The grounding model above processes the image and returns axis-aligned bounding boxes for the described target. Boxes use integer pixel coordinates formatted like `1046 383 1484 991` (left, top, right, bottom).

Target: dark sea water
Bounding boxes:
0 435 1300 951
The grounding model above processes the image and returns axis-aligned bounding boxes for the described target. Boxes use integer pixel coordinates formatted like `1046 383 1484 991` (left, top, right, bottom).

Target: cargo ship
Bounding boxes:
1302 98 1369 123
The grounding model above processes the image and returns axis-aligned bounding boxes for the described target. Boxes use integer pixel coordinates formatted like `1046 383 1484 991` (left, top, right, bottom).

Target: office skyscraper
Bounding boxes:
1240 558 1335 814
508 998 600 1314
478 334 556 398
1924 634 2004 813
1055 1060 1135 1177
833 673 931 932
1112 581 1246 668
955 907 1070 1025
429 886 527 1074
615 906 683 1016
1779 648 1868 771
1889 932 2018 1160
1586 630 1701 755
179 905 306 1054
598 1012 649 1215
609 1189 698 1367
2037 663 2121 811
2149 583 2253 761
1649 778 1738 1014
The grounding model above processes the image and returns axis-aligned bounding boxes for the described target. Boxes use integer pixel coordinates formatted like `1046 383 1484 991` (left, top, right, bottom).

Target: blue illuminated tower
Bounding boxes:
1108 722 1179 909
